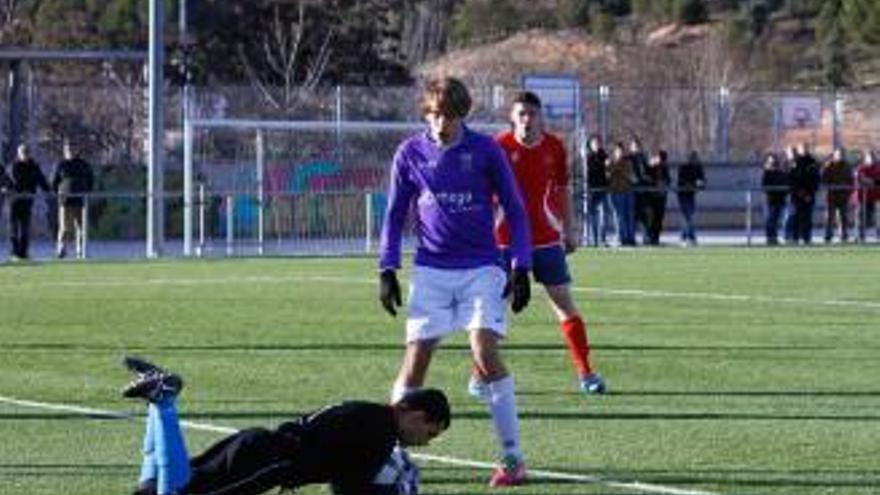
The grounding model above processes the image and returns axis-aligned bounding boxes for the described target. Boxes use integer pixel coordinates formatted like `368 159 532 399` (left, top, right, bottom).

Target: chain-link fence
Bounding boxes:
1 77 879 259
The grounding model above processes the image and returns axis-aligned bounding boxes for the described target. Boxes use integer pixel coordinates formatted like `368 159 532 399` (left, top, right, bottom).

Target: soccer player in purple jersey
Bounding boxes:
378 77 532 487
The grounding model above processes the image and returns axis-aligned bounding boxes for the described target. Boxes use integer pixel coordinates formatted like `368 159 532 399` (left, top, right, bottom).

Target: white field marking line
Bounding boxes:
0 274 372 289
574 286 880 310
415 453 724 495
5 272 878 311
0 394 725 495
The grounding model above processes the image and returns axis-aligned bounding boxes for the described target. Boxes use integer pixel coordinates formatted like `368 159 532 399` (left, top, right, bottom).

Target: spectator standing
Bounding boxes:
0 164 11 240
854 149 880 242
789 142 821 244
761 152 789 246
821 147 853 243
489 91 605 395
676 151 706 246
781 145 798 242
378 77 531 486
9 144 50 260
644 150 671 245
52 141 94 258
629 137 652 244
585 134 612 246
607 142 636 246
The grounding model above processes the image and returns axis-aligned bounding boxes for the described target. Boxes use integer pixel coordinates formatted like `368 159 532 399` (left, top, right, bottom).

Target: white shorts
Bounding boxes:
405 265 508 343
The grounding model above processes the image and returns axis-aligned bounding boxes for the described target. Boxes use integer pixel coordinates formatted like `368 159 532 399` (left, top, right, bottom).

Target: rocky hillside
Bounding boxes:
419 19 880 90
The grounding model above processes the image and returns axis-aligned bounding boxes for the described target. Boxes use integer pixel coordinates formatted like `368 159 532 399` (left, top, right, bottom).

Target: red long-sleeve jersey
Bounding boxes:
494 131 568 248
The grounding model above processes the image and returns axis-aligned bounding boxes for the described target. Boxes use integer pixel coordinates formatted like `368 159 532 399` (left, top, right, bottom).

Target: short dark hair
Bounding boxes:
512 90 542 109
398 388 451 430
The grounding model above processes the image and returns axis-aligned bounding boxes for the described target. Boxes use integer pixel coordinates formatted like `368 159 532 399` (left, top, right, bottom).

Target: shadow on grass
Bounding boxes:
518 389 880 399
0 462 134 480
6 342 874 352
453 409 880 421
1 462 877 491
419 464 880 492
11 409 876 422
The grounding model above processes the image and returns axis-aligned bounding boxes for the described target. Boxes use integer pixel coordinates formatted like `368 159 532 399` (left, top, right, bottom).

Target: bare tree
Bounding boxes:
237 1 334 113
0 0 22 35
615 29 751 159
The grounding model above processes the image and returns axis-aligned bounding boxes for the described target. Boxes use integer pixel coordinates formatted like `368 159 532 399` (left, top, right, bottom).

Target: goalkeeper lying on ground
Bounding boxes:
120 356 450 495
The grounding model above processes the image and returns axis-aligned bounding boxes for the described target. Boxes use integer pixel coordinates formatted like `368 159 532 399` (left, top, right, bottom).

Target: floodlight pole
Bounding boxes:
146 0 165 258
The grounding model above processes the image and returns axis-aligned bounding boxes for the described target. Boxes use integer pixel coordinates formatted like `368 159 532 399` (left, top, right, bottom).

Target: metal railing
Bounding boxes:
0 185 877 261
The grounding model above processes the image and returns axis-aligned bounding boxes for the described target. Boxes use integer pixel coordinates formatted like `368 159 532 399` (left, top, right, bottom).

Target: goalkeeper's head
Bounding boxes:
393 388 451 447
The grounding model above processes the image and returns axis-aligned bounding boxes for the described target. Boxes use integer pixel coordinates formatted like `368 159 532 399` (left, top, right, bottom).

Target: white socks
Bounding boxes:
487 375 523 461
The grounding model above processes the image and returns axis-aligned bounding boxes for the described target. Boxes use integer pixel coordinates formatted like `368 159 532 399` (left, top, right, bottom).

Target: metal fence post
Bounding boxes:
745 188 753 246
226 194 234 256
196 182 205 257
598 85 610 147
256 129 265 256
364 192 373 253
80 196 89 258
832 92 844 151
183 117 193 256
717 86 730 163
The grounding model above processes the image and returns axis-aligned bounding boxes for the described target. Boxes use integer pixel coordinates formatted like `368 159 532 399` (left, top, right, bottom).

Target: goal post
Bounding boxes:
182 118 506 257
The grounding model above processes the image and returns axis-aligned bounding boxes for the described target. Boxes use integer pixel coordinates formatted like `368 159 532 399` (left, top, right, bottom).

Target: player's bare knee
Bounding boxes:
470 337 507 381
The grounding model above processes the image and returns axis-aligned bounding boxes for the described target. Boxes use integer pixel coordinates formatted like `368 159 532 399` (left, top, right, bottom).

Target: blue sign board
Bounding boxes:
522 74 580 120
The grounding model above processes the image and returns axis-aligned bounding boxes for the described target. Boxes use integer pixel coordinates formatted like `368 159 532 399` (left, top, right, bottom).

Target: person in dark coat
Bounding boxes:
761 152 789 245
585 134 612 246
51 141 94 258
821 147 853 243
8 144 50 260
0 163 11 243
676 151 706 246
781 146 798 242
644 150 671 245
608 142 636 246
789 142 821 244
628 137 652 244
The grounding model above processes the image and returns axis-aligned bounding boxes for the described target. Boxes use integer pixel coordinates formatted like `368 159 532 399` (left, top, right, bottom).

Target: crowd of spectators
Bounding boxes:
0 140 94 261
584 135 705 247
584 134 880 247
761 143 880 246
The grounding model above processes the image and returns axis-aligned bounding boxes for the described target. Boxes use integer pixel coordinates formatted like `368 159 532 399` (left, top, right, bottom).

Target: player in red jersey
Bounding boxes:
472 91 605 397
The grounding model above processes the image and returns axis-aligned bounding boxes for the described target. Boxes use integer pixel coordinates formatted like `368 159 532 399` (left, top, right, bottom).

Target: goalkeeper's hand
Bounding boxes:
503 268 531 314
379 269 402 317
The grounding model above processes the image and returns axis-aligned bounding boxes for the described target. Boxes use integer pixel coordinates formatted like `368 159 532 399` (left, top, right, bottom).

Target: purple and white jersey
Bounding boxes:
379 125 532 271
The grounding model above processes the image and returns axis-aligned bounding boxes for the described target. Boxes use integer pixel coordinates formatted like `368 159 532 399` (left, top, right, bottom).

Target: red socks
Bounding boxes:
561 316 592 377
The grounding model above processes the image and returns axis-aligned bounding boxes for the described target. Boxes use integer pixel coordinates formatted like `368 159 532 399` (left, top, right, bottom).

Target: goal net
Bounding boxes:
182 118 506 256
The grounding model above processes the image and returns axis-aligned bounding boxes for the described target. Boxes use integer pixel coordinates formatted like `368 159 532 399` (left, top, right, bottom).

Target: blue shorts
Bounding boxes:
502 245 572 286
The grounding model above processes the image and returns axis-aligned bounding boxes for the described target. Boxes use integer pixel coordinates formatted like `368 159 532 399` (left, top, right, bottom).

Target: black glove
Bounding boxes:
379 269 402 317
503 268 531 314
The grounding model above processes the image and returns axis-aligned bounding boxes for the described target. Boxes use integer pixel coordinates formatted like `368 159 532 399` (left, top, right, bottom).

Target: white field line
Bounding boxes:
4 272 879 311
0 394 725 495
572 286 880 310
